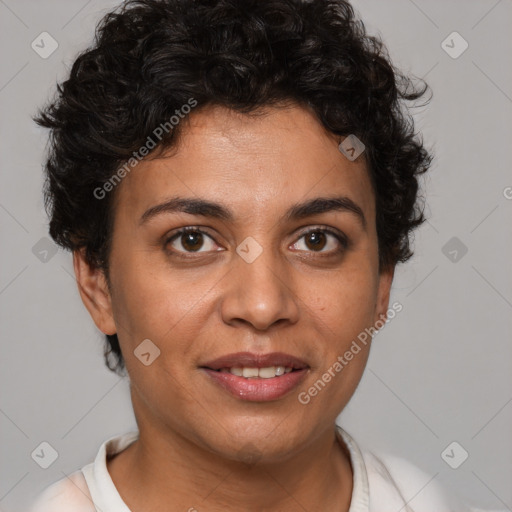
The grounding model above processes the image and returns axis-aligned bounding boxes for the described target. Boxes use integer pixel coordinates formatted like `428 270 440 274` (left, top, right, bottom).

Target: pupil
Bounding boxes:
306 232 326 251
183 232 203 251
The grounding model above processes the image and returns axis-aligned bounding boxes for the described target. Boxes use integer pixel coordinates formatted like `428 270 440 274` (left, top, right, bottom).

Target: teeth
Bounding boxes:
258 367 276 379
242 367 259 378
224 366 294 378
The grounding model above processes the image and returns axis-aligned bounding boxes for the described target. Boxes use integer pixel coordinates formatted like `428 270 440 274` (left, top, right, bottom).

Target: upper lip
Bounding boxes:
201 352 309 370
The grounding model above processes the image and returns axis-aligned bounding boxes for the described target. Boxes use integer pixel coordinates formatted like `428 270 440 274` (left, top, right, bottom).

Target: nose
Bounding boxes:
220 242 300 331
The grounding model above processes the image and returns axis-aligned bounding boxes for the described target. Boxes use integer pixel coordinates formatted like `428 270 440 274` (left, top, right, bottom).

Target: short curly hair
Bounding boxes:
35 0 432 376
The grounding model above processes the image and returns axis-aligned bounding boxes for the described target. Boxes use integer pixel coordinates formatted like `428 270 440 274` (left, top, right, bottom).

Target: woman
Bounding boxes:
29 0 483 510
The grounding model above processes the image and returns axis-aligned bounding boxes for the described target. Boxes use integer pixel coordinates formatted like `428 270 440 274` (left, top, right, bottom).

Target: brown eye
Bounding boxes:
304 231 327 251
166 228 219 254
291 228 348 254
180 231 204 251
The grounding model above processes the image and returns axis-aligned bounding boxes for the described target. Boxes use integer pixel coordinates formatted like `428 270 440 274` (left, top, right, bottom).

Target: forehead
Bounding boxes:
114 104 375 226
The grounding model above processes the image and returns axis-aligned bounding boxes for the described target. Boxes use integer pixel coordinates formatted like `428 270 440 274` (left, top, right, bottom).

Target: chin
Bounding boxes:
197 419 309 465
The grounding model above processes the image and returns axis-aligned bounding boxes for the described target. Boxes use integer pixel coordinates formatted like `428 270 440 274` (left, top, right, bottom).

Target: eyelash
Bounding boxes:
164 226 349 257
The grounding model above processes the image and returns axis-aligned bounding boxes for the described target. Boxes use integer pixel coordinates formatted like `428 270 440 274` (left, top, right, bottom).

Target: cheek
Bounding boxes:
297 272 377 416
296 258 379 407
108 248 226 379
305 260 379 343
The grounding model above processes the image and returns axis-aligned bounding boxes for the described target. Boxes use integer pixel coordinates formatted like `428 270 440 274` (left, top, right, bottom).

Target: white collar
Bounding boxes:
82 426 371 511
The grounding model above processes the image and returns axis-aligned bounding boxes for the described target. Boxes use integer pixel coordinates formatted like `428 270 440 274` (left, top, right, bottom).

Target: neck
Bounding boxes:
108 404 353 512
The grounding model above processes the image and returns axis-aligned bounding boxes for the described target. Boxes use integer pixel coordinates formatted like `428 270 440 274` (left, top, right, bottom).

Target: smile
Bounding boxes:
216 366 293 378
200 352 310 401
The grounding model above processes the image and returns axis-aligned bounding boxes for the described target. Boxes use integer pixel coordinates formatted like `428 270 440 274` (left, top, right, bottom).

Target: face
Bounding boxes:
76 104 393 463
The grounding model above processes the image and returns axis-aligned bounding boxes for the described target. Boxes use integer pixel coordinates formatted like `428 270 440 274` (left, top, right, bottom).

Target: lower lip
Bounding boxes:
202 368 309 402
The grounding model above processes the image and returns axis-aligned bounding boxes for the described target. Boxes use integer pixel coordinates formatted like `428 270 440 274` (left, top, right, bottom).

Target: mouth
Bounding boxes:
213 366 295 378
199 352 310 402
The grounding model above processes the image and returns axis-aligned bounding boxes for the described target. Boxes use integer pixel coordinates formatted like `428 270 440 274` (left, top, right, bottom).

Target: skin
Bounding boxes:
74 103 394 511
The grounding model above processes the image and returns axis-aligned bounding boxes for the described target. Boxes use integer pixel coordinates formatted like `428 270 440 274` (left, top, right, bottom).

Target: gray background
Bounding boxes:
0 1 511 511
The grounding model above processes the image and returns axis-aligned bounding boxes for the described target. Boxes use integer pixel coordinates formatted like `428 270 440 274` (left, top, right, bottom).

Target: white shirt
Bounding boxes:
28 426 496 512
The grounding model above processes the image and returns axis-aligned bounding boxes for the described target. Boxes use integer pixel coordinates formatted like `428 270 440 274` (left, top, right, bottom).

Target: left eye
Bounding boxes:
291 229 346 253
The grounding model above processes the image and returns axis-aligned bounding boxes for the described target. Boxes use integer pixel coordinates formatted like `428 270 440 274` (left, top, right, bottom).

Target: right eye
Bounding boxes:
165 227 221 254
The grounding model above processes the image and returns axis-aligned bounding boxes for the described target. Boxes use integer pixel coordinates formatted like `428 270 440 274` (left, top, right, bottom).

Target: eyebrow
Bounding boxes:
140 195 366 228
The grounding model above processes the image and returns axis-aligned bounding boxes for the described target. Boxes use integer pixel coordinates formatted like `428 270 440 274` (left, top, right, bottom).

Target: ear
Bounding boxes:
373 265 395 326
73 249 117 335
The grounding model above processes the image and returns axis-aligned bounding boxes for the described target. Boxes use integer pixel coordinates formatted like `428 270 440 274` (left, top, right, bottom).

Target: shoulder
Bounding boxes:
362 450 456 511
337 427 460 510
28 431 139 512
28 469 96 512
363 450 508 512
